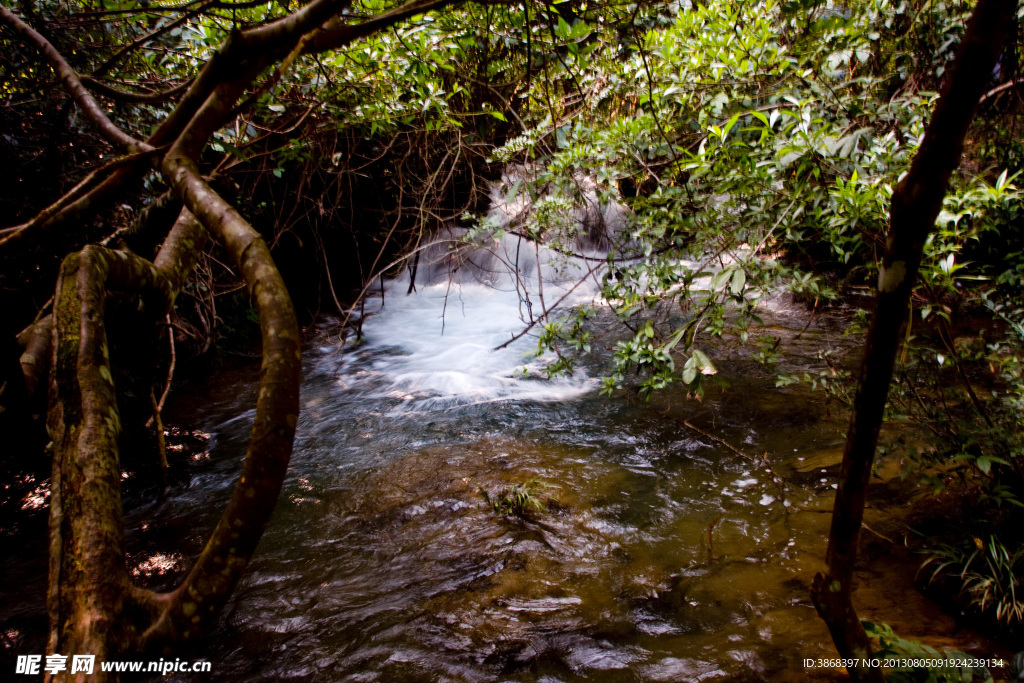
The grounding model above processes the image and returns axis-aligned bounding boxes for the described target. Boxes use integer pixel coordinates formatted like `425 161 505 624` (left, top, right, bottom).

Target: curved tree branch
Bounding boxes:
142 159 302 645
130 54 302 642
0 6 151 154
81 76 191 104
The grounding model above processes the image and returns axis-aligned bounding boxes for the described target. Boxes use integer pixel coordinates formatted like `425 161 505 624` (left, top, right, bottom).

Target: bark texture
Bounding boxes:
46 213 207 681
810 1 1015 678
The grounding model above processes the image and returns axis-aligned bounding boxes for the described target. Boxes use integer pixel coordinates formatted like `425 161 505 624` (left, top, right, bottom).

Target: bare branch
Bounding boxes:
81 76 191 104
0 148 164 249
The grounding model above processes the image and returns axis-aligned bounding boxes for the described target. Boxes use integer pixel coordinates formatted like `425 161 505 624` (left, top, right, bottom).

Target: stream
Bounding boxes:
0 237 995 681
138 249 971 681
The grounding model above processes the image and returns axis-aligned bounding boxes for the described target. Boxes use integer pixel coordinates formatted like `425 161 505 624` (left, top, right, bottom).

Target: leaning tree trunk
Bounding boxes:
810 1 1015 679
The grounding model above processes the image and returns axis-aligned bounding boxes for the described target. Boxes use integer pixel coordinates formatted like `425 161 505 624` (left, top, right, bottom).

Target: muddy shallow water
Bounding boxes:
0 274 1001 681
115 278 996 682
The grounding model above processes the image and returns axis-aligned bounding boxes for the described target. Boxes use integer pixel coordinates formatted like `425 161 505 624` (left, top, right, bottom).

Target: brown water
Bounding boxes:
0 285 997 681
115 284 995 682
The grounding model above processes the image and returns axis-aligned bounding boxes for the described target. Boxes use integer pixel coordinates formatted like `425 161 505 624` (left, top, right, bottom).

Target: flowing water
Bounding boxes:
0 235 992 681
123 235 983 682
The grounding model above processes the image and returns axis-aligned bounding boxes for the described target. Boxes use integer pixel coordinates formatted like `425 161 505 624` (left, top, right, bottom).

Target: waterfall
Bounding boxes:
327 173 632 407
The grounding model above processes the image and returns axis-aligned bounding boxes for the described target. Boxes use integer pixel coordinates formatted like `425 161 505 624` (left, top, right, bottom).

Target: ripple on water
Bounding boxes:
151 282 920 681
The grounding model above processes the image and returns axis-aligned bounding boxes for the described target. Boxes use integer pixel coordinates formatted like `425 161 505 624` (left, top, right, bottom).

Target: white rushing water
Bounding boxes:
332 228 608 407
114 179 882 683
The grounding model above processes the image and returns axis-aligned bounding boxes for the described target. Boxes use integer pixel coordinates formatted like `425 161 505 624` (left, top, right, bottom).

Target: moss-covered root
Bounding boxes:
47 245 178 672
46 211 208 680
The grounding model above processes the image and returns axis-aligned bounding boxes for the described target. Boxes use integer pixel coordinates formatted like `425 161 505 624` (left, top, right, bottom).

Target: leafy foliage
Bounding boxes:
455 0 1024 407
864 621 995 682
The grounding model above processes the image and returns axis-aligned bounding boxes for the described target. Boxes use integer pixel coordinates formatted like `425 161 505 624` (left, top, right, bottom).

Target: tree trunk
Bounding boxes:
810 1 1015 678
46 213 207 681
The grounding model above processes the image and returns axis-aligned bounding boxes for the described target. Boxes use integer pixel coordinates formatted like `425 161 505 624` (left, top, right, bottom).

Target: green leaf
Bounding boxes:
976 455 1010 474
664 328 685 351
730 268 746 295
722 112 741 141
556 15 570 39
711 268 731 290
691 349 717 375
219 141 250 160
682 361 697 384
503 178 522 205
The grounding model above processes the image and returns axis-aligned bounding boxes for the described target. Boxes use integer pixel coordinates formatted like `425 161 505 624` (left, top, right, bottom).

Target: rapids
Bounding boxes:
124 244 976 681
0 229 994 681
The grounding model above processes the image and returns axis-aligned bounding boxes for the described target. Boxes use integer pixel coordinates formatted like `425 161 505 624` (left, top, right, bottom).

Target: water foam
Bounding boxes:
335 234 604 406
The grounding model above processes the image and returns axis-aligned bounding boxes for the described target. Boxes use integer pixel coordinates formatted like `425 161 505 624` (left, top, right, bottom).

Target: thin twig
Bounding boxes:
683 419 757 462
146 316 176 428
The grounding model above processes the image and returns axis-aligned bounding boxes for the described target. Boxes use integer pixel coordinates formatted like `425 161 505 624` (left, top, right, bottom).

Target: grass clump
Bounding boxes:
922 535 1024 627
477 479 553 519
